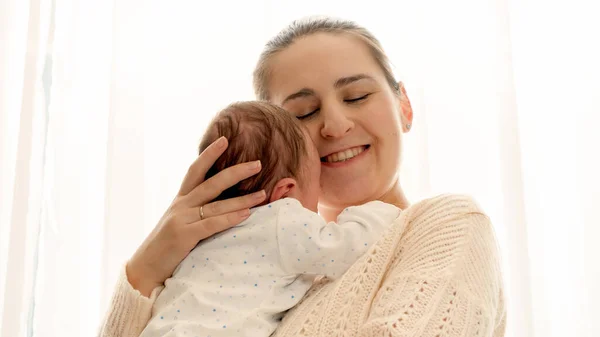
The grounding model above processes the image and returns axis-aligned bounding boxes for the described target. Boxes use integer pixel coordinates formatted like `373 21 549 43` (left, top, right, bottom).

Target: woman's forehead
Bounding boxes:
268 33 385 102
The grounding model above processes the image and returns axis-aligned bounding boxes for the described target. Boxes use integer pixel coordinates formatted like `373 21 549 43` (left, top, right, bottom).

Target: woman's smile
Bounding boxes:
320 144 370 167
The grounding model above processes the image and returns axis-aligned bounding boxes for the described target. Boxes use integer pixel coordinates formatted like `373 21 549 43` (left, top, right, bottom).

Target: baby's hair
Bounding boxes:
199 101 309 203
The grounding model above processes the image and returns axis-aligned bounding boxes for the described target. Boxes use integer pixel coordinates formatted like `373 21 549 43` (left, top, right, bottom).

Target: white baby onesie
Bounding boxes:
141 198 401 337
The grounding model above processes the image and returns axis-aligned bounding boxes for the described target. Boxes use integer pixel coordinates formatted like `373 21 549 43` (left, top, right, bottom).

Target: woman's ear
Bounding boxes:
397 81 414 132
270 178 298 203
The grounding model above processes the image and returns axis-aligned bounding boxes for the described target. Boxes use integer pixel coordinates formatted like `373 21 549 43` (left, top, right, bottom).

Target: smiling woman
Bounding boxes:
3 0 598 336
99 17 505 337
265 30 411 219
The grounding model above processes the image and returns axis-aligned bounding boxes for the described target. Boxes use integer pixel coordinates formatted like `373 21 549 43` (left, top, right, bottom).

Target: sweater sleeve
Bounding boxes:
277 200 400 279
99 264 164 337
359 195 506 337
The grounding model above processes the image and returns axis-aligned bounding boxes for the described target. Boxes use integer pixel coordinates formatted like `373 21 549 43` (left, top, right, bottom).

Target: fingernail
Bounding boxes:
249 160 261 171
216 137 227 149
238 209 250 218
253 190 266 200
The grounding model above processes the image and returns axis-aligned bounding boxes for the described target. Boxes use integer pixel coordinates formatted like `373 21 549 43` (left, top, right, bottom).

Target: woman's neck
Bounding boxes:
318 182 410 222
380 182 410 209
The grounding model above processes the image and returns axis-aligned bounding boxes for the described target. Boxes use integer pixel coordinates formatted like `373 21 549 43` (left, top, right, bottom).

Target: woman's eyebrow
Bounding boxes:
334 74 375 89
282 74 374 105
282 88 315 105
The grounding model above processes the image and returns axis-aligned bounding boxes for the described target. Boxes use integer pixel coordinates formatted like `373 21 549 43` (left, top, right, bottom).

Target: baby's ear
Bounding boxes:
269 178 298 203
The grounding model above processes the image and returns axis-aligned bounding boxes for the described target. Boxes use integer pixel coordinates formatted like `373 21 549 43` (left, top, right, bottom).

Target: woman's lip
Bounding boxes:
321 145 367 159
320 145 370 168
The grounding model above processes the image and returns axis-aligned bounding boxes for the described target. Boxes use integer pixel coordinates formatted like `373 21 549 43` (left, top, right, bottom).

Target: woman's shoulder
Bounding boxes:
408 193 485 218
385 193 503 295
397 193 498 263
393 193 504 314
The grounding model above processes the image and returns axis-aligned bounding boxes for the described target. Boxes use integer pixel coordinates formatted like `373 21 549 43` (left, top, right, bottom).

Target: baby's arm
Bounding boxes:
277 200 401 279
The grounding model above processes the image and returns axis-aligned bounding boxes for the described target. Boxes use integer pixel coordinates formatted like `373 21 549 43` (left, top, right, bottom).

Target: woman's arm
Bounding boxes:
99 266 163 337
359 195 506 337
98 137 267 337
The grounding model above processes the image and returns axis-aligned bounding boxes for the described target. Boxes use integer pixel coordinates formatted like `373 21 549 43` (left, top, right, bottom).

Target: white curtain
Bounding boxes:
1 0 598 336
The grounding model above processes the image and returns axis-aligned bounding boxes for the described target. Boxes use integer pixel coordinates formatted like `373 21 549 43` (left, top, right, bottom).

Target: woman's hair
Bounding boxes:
198 101 308 202
253 16 399 101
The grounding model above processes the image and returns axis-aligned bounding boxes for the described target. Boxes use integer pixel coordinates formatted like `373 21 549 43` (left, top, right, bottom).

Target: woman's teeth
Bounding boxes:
323 146 366 163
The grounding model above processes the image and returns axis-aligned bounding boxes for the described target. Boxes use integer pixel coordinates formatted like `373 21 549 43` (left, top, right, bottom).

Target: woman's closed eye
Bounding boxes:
295 93 371 120
297 108 319 120
344 93 370 103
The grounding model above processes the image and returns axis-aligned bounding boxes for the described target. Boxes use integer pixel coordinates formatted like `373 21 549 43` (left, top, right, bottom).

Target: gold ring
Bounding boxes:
200 205 204 220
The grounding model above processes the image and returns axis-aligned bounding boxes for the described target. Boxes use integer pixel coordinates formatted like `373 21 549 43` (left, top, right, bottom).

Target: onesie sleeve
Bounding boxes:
277 199 400 279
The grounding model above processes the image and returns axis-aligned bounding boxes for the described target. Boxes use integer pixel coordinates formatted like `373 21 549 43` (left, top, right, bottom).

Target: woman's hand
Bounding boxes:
126 137 266 297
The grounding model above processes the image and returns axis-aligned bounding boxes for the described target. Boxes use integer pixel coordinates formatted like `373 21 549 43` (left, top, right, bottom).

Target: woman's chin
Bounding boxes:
319 181 378 209
319 169 401 210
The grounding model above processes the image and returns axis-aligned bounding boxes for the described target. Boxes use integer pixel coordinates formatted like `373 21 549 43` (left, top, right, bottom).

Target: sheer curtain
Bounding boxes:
1 0 598 336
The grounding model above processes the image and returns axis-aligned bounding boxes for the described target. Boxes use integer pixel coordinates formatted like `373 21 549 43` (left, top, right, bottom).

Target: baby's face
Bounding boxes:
297 133 321 212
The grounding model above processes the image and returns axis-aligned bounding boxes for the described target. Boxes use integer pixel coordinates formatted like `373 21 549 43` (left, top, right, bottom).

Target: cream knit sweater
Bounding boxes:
99 194 506 337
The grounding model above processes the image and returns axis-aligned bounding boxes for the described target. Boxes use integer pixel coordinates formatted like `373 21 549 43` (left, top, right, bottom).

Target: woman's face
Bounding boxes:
268 33 412 209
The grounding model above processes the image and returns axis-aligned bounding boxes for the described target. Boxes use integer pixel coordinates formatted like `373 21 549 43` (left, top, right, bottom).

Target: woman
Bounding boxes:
100 17 505 337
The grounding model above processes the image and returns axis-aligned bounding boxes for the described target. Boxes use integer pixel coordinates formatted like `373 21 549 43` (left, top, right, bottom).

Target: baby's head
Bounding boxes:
199 101 321 212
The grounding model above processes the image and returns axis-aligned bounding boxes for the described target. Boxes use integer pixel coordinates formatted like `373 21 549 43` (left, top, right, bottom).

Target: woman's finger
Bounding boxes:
174 190 266 224
183 160 262 207
186 209 252 241
178 137 228 196
195 190 266 221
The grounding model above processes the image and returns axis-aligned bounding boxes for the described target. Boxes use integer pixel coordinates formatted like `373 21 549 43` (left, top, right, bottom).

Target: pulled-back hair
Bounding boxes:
253 16 399 101
199 101 309 202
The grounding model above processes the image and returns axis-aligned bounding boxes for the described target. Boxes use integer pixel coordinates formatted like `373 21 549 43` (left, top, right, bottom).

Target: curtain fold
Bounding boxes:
1 0 49 334
30 0 116 335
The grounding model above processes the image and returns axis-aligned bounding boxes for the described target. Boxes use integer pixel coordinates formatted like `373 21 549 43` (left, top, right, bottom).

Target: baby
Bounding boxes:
141 101 401 337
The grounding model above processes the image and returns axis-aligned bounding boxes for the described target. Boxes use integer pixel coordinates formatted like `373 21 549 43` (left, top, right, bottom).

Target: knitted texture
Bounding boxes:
272 194 506 337
99 265 163 337
99 194 505 337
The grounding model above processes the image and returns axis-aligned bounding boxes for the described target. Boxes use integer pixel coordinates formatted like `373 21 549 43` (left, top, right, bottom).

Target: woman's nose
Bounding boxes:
320 105 354 139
